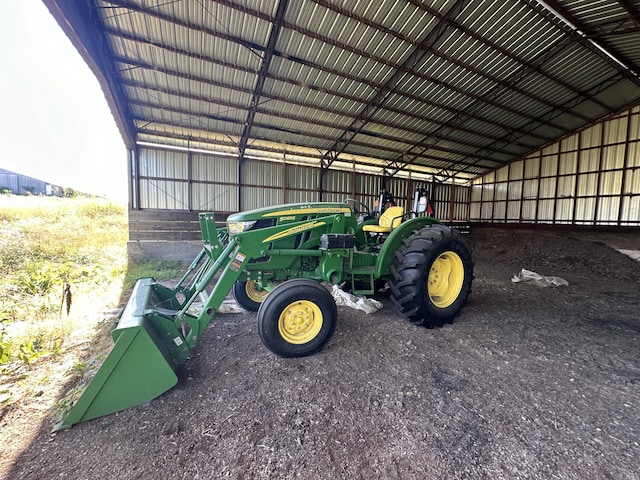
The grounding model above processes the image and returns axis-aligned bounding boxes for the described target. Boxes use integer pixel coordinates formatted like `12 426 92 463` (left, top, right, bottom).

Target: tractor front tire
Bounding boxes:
257 279 337 358
390 225 473 328
233 280 269 312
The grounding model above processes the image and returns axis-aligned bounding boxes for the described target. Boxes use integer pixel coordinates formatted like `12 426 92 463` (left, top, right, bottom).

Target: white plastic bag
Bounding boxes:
511 268 568 287
331 284 383 314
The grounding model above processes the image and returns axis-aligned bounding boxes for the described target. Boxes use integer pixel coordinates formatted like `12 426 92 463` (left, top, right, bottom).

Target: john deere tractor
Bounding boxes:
58 188 473 429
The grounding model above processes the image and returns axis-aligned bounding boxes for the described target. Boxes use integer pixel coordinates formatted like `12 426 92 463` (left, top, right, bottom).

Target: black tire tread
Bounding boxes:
389 225 473 328
232 280 263 312
257 279 337 358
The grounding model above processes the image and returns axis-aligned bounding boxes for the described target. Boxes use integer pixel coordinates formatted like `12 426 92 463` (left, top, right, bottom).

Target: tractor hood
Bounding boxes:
227 202 353 233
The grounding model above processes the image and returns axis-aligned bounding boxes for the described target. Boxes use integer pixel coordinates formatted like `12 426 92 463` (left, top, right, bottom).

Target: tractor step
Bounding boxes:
350 265 376 275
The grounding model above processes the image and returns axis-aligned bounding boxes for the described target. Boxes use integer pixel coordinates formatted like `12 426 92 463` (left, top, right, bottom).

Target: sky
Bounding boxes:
0 1 128 202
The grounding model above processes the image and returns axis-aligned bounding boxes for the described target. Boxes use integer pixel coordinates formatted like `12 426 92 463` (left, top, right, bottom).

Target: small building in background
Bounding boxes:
0 168 63 196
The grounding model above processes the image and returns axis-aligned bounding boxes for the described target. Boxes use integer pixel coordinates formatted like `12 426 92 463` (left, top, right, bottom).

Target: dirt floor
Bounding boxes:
2 227 640 479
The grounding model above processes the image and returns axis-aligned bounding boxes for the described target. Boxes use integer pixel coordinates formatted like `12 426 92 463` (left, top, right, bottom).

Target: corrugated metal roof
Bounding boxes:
44 0 640 184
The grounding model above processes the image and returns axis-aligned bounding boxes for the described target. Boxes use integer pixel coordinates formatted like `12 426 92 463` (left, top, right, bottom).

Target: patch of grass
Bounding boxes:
123 259 185 291
0 195 206 448
0 195 128 369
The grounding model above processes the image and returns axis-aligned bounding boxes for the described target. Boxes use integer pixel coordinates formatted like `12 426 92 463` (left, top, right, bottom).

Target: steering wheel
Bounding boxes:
343 198 371 217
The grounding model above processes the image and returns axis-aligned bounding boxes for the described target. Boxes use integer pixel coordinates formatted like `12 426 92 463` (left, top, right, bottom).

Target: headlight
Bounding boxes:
227 220 256 234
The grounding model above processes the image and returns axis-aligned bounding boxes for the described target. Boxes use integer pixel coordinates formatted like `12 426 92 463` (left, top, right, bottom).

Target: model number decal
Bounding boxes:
262 221 326 243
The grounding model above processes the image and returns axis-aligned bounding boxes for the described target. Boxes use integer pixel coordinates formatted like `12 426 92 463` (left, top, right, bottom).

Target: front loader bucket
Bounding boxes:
56 278 190 430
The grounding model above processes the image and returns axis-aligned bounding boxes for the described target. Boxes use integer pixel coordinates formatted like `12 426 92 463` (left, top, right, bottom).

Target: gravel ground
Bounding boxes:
3 227 640 480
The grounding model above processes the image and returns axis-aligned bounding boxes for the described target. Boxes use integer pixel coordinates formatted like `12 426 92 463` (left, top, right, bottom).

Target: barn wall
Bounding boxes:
129 146 471 244
470 105 640 227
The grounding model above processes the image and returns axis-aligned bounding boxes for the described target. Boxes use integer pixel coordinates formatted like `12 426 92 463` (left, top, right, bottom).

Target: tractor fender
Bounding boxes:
374 216 442 278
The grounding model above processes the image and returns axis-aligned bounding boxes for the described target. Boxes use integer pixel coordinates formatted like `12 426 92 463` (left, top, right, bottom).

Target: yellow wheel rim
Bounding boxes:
246 280 269 303
278 300 323 345
427 251 465 308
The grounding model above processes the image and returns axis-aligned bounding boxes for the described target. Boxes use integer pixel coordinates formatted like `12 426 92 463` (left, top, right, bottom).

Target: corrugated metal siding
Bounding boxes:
243 159 284 187
139 179 189 210
241 186 284 210
538 199 555 221
435 181 471 222
138 147 239 211
557 176 575 197
507 201 520 222
492 201 506 221
559 151 578 175
494 182 507 201
324 169 352 200
241 159 285 210
579 149 600 173
134 144 469 227
387 177 409 209
355 174 380 206
509 160 524 180
555 198 574 224
621 196 640 224
192 183 238 212
508 180 522 200
521 200 536 221
597 197 620 225
539 177 556 199
140 148 188 179
286 164 319 203
468 106 640 226
192 154 238 183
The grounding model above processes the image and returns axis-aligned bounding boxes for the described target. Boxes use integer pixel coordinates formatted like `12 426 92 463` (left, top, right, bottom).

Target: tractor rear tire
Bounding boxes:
233 280 269 312
257 279 337 358
390 225 473 328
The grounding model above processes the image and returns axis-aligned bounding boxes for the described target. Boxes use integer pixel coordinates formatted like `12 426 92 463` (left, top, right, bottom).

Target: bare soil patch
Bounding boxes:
3 228 639 479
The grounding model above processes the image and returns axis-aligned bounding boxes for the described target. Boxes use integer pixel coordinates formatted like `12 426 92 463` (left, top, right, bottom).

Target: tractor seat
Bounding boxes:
362 206 404 233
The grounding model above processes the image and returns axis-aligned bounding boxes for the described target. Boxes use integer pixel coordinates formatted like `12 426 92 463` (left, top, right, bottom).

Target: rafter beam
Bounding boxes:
128 97 501 170
238 0 289 165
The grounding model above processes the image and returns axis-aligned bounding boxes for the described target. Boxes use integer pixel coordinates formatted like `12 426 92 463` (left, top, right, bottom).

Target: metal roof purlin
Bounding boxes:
530 0 640 84
318 0 467 178
420 0 640 184
588 16 640 38
125 81 497 164
44 0 640 188
110 34 553 151
102 0 265 55
311 1 571 140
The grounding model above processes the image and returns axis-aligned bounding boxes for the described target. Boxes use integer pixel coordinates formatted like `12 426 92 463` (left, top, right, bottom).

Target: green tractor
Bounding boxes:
58 188 473 429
